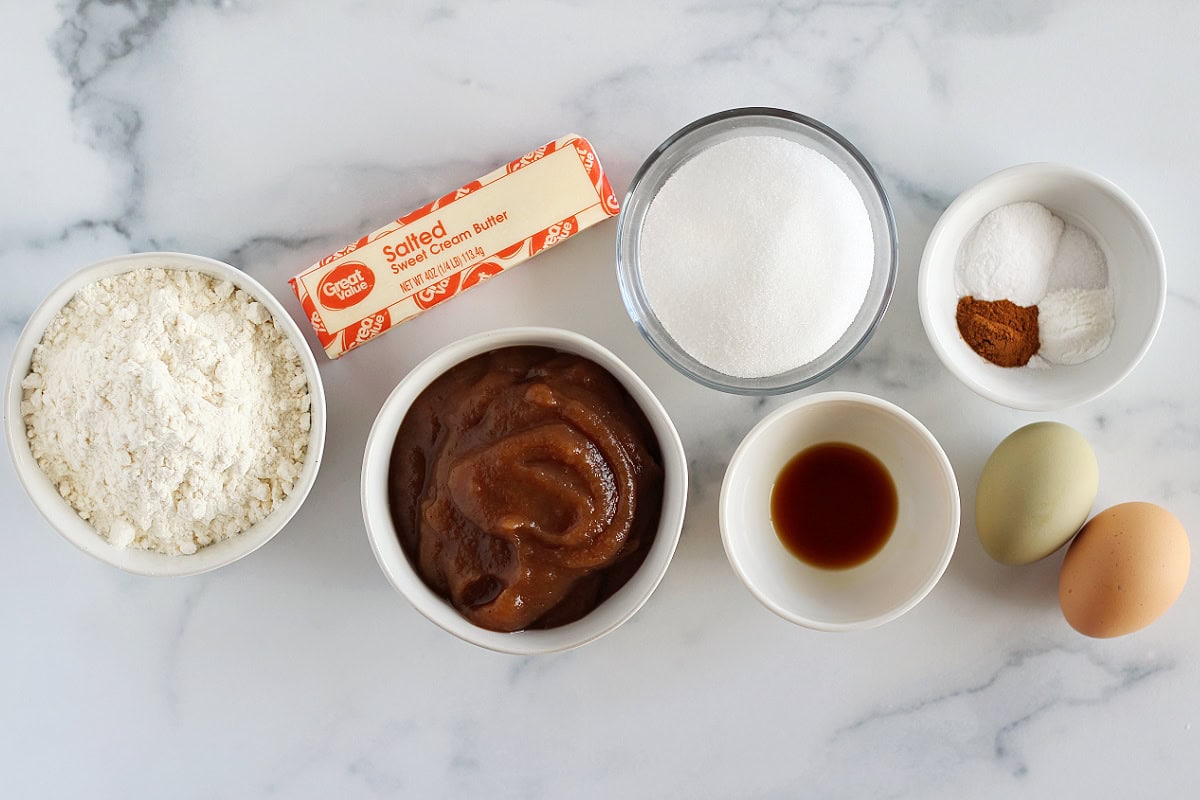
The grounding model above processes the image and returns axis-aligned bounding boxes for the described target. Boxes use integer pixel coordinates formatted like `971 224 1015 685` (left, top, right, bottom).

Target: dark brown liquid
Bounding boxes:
770 442 898 570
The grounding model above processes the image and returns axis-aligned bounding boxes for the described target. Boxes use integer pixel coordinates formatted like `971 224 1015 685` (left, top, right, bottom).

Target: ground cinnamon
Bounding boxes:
955 296 1040 367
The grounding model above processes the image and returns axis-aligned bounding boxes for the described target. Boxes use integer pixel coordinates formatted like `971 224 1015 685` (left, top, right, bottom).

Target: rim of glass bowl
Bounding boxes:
615 107 899 395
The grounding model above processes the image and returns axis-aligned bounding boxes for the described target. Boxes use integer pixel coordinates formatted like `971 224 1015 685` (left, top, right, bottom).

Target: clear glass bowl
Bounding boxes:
616 107 898 395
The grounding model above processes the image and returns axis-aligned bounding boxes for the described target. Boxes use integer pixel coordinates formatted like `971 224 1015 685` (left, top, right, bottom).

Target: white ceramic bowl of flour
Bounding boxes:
918 163 1166 410
5 252 326 577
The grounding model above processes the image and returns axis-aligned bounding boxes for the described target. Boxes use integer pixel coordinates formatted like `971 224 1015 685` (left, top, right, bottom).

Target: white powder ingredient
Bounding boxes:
1047 222 1108 292
21 268 311 555
1037 287 1115 365
638 135 874 379
954 201 1063 306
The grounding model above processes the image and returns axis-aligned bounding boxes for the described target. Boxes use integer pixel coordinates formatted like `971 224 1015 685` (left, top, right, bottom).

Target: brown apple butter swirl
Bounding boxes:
388 346 664 632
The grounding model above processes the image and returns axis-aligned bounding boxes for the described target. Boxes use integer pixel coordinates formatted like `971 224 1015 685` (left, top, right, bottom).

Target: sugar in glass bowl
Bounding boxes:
616 107 898 395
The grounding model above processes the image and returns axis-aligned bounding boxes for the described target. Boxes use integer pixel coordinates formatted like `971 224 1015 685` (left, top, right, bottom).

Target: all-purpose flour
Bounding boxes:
21 268 311 555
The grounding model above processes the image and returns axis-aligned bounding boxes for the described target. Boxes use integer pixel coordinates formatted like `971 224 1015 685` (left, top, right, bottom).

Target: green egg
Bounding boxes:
975 421 1098 565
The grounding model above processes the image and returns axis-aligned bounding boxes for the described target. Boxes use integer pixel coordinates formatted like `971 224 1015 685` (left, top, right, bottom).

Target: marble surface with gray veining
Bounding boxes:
2 2 1198 797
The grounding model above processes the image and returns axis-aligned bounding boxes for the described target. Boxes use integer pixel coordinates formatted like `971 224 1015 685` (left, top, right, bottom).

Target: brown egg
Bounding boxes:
1059 502 1190 638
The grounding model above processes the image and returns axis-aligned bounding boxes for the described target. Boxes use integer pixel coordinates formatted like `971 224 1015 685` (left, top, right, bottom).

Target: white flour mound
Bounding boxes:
22 267 311 555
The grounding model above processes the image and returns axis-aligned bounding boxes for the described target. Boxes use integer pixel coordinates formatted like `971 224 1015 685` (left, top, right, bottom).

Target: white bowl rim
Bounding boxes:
719 390 960 632
4 251 327 577
360 325 688 655
917 161 1167 411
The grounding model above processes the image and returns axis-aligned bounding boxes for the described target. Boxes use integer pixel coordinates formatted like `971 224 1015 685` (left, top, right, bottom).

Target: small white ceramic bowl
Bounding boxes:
720 391 959 631
918 163 1166 411
4 252 327 577
361 327 688 655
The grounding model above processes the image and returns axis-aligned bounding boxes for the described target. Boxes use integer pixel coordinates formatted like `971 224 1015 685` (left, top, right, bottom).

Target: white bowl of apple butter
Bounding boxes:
719 391 959 632
362 327 688 654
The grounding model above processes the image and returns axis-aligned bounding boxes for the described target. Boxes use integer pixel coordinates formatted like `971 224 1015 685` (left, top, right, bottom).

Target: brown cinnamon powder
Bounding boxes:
955 296 1040 367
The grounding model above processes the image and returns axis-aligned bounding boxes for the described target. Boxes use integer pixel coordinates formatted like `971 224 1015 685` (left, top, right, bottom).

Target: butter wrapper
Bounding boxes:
289 134 619 358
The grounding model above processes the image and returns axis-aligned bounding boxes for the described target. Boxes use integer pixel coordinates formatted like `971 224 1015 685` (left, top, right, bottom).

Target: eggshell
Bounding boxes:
1059 502 1190 638
975 421 1098 565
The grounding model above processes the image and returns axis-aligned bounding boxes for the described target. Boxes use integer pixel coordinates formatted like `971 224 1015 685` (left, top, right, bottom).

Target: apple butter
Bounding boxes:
388 346 664 632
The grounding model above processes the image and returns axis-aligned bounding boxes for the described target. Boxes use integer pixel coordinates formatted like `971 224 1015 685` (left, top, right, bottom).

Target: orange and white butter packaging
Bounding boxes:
289 133 619 358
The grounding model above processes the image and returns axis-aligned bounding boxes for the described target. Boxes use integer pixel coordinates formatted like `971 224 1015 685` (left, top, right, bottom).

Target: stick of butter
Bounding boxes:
289 133 618 358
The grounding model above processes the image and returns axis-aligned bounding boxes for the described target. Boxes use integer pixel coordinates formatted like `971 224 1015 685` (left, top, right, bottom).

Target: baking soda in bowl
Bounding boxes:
637 135 874 379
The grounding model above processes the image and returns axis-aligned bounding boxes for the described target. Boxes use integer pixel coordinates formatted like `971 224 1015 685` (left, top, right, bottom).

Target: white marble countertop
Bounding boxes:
3 2 1198 797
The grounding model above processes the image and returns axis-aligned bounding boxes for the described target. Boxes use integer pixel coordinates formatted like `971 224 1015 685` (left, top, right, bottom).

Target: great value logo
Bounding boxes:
317 262 375 310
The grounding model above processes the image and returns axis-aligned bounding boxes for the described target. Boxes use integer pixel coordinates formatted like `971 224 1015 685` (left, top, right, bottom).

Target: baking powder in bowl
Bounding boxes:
21 267 311 555
637 135 874 378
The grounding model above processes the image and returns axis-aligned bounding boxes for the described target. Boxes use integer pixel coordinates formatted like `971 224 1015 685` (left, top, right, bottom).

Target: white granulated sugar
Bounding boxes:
1038 287 1115 365
954 201 1063 306
21 268 311 555
638 135 874 379
1047 222 1108 292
